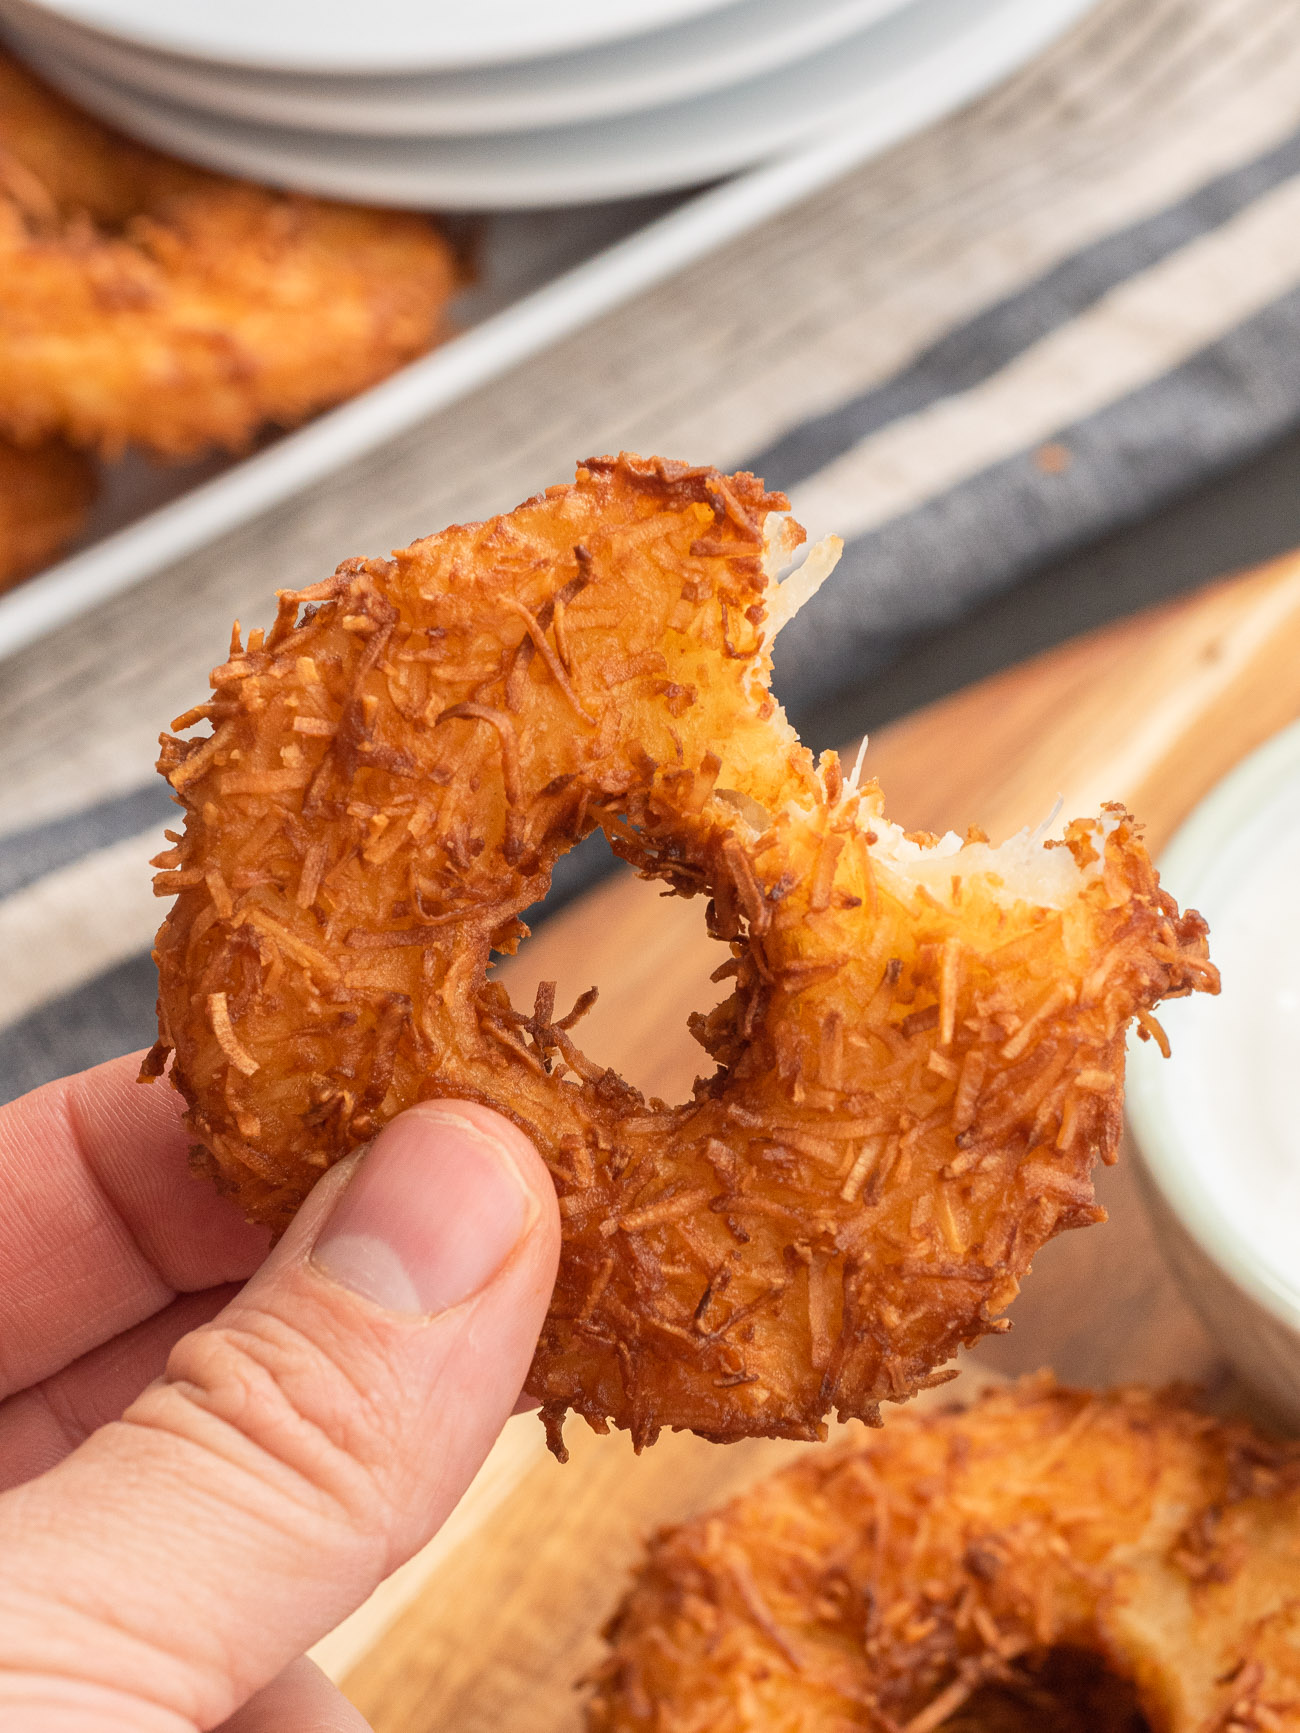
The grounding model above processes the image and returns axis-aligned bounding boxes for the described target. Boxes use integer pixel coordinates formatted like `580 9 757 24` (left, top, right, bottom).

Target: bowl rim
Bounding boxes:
1126 716 1300 1338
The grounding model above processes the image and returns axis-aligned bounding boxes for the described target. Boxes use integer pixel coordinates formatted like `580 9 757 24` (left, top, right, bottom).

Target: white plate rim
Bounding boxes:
13 0 1100 207
0 0 920 137
0 0 1101 661
13 0 750 73
1126 717 1300 1336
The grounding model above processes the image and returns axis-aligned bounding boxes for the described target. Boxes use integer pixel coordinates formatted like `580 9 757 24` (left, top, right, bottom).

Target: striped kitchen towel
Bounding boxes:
2 0 1298 1102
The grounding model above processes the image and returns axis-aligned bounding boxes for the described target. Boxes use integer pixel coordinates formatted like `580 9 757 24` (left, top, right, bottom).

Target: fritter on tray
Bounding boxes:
0 51 458 460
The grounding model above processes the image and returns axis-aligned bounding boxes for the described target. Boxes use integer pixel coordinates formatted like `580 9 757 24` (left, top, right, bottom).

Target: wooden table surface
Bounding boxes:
319 549 1300 1730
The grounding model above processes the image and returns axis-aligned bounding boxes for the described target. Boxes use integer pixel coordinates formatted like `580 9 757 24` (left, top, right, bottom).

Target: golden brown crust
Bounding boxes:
0 52 458 459
0 436 96 592
148 453 1217 1451
588 1380 1300 1733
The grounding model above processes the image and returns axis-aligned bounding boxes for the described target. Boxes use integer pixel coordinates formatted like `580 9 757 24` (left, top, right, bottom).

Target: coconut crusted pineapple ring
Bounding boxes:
589 1380 1300 1732
148 454 1216 1452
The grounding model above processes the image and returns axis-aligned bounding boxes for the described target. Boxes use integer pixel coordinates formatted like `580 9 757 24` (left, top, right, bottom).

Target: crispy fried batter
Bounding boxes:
147 454 1217 1451
0 435 96 592
0 52 458 459
588 1380 1300 1733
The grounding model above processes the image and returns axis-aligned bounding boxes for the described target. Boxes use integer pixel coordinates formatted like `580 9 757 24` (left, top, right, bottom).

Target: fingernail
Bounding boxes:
311 1108 534 1315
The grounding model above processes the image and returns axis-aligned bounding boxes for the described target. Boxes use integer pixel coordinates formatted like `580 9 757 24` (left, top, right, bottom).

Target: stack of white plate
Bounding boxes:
0 0 1098 208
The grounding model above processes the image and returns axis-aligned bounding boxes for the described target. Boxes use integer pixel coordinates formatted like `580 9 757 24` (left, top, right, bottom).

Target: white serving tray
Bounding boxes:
0 0 1098 663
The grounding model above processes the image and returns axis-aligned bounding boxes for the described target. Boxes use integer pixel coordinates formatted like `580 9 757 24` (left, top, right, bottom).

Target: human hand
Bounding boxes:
0 1053 560 1732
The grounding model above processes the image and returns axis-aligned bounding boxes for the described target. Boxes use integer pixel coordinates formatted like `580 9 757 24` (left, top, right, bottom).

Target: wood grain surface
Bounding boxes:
327 550 1300 1730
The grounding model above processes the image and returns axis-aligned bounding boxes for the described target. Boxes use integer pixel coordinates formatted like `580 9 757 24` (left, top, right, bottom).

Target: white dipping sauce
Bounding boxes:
1154 767 1300 1303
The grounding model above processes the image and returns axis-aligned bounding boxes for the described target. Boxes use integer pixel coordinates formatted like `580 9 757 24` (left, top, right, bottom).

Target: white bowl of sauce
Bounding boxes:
1127 718 1300 1425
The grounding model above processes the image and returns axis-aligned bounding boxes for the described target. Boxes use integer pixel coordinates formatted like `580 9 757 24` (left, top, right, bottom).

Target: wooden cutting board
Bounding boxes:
319 548 1300 1730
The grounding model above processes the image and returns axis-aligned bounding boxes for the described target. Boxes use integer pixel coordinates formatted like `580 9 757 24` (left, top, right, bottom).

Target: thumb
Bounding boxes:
0 1101 560 1733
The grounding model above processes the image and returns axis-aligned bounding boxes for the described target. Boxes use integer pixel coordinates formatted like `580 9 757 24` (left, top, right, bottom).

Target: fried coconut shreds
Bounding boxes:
588 1379 1300 1733
0 435 95 592
0 51 458 460
148 453 1218 1453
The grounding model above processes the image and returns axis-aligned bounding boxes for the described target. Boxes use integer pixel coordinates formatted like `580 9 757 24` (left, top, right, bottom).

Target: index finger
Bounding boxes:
0 1053 269 1401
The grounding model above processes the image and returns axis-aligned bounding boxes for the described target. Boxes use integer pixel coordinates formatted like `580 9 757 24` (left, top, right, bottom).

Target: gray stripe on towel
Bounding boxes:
772 283 1300 711
0 951 158 1104
0 783 174 901
745 123 1300 494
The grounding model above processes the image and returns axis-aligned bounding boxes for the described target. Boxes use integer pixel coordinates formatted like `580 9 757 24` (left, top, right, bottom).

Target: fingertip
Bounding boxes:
308 1100 557 1318
401 1100 559 1221
66 1051 271 1269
